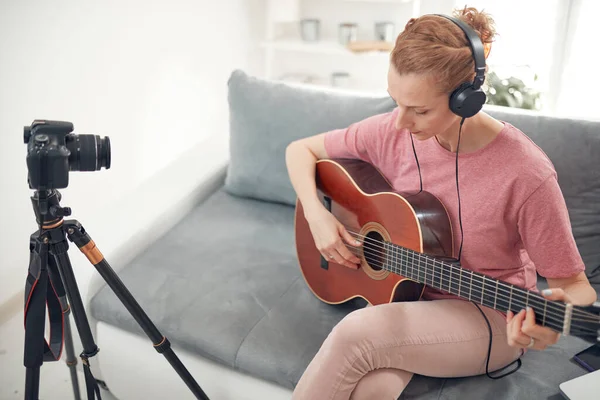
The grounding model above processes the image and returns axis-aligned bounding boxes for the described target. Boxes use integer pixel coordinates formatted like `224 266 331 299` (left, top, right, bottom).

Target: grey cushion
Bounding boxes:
90 188 592 398
224 69 396 207
484 106 600 282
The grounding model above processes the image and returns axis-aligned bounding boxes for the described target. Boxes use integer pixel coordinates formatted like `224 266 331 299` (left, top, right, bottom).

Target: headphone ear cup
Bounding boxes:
449 82 487 118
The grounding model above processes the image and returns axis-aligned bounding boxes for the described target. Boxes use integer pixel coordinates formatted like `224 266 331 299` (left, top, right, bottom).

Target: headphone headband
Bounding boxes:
434 14 486 90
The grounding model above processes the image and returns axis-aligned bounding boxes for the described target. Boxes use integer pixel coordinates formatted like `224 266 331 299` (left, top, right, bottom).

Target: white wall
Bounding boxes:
0 0 265 307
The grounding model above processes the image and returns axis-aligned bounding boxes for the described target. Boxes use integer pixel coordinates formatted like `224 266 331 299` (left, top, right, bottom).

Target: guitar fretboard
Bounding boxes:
380 241 567 333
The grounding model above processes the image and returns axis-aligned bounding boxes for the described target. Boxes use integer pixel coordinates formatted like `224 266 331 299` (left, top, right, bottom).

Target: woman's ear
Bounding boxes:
484 42 492 59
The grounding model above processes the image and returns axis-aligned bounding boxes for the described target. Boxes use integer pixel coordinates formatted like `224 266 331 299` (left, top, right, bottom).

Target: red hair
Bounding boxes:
390 6 497 94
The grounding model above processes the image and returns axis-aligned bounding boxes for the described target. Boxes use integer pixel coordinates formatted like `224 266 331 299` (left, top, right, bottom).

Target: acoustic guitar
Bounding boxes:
294 158 600 343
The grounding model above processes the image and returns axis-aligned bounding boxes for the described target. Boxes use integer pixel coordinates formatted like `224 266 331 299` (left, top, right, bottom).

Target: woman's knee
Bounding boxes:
325 307 380 348
322 305 408 369
318 308 379 369
350 368 412 400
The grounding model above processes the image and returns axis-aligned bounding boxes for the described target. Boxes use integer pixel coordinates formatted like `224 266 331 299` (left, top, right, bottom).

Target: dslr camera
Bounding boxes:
24 120 111 190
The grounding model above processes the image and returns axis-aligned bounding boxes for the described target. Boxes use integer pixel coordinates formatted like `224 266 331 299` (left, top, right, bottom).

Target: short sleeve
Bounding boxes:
323 109 396 164
518 175 586 278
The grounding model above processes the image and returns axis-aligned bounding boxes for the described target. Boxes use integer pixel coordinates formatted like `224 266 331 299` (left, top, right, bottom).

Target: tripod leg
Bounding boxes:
64 314 82 400
47 255 82 400
65 220 210 400
49 229 102 400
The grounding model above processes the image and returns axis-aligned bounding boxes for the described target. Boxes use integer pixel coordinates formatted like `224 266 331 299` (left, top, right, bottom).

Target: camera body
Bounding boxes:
24 120 111 190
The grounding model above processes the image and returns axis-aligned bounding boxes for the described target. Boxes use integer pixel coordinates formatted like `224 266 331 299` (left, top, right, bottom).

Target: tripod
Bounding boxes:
23 188 210 400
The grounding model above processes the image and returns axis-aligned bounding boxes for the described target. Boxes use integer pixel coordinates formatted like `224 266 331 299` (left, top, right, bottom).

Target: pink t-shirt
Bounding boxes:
323 108 585 301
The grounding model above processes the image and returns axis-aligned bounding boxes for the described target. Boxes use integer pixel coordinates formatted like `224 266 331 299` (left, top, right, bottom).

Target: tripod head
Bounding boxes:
24 120 111 225
30 189 71 228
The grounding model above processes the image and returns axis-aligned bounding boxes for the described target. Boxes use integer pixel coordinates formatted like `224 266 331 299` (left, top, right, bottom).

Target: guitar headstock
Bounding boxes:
570 301 600 343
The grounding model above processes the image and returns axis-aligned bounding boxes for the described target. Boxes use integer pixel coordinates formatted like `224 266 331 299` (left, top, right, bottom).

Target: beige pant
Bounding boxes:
291 299 522 400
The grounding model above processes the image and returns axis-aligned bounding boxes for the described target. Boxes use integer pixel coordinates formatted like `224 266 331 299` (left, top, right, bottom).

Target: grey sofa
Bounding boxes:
90 70 600 399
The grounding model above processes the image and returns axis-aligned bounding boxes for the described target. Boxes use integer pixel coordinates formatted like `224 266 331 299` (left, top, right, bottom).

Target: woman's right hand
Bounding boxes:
305 207 363 269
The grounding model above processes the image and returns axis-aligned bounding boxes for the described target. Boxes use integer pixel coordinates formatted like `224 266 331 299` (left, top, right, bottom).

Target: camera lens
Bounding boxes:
66 134 111 172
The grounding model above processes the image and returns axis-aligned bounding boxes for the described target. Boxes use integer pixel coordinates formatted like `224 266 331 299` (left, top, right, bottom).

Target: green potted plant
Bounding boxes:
483 70 542 110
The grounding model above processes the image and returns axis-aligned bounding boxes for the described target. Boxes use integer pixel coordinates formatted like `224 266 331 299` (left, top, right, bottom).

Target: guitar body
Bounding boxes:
294 158 455 306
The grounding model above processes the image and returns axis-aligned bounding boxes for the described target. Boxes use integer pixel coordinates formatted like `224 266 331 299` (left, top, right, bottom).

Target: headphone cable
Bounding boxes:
410 132 423 193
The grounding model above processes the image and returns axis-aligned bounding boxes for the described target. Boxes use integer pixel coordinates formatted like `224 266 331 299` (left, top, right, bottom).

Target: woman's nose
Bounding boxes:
395 109 412 130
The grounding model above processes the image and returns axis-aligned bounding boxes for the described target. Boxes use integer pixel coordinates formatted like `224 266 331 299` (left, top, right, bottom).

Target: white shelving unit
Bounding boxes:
263 0 422 92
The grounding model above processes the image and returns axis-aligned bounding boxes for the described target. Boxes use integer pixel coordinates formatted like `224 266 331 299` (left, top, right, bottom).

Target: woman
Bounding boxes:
285 5 597 400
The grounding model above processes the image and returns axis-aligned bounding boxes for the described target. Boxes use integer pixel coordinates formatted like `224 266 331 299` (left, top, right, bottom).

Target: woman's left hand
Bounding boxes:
506 288 572 351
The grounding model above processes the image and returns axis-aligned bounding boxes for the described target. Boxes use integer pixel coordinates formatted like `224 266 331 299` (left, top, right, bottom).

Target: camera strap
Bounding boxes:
24 248 64 363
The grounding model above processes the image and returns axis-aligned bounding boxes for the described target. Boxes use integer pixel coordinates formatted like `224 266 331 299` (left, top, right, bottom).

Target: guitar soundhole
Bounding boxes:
364 231 386 271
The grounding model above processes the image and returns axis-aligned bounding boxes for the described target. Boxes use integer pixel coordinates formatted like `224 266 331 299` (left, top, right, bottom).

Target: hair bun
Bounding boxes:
453 6 497 57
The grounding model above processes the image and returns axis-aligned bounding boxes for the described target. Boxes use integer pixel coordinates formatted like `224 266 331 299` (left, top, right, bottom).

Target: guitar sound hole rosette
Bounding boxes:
359 222 391 281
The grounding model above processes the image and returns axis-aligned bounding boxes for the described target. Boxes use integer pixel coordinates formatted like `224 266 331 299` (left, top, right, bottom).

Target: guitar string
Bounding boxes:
338 245 598 336
342 230 599 325
342 228 598 321
328 228 598 326
340 243 598 331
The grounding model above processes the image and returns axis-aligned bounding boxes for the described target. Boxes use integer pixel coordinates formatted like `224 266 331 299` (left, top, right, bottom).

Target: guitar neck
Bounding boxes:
384 242 571 335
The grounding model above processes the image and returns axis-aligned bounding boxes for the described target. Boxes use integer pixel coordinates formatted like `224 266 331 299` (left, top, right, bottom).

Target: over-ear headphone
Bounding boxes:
434 14 487 119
